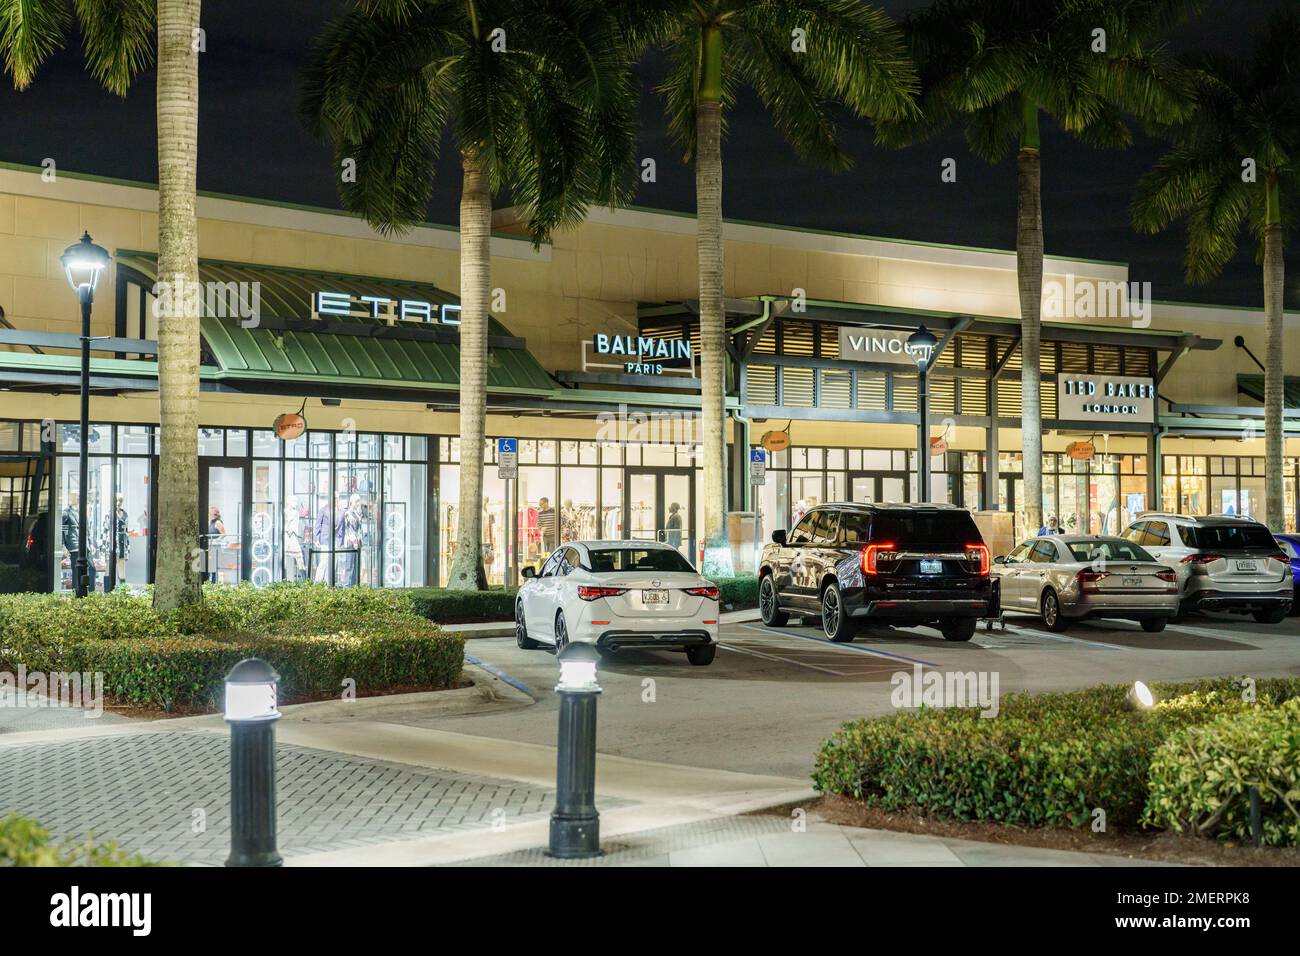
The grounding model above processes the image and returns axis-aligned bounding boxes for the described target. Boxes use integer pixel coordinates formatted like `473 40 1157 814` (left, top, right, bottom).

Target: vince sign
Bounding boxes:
838 327 922 366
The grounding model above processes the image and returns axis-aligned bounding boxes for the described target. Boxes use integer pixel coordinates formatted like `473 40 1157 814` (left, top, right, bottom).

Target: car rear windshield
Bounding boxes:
844 510 982 548
1066 540 1153 562
1182 523 1278 551
587 548 695 573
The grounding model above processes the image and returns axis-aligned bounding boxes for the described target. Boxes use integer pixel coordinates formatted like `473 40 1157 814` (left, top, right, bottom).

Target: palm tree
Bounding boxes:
877 0 1198 537
1133 10 1300 532
627 0 917 575
303 0 637 590
3 0 205 611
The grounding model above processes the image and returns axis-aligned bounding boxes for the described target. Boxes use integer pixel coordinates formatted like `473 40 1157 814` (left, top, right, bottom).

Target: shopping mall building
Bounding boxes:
2 161 1298 593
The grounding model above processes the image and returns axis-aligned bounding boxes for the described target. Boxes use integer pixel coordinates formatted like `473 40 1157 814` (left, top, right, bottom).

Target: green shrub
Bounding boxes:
406 587 518 624
0 813 157 866
1144 698 1300 846
709 574 757 610
0 584 464 712
812 678 1300 830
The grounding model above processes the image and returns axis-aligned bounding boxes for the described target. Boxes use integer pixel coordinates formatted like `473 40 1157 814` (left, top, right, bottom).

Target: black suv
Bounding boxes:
758 503 999 642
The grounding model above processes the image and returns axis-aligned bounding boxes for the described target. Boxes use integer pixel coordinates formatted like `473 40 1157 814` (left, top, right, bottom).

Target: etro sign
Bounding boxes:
838 327 922 366
311 290 461 325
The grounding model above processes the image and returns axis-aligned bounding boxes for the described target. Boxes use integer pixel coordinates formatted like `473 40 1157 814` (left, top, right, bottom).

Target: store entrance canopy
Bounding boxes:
115 252 555 397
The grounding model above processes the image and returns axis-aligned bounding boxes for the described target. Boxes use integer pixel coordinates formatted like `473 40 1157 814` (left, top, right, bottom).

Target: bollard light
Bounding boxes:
549 642 602 859
224 658 283 867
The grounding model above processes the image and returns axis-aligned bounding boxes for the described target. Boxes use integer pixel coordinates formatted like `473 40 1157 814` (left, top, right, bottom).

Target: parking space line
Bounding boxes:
997 620 1127 651
717 641 855 677
740 624 940 667
464 654 535 696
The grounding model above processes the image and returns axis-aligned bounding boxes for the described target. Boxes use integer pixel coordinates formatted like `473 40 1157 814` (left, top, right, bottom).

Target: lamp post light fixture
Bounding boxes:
548 641 602 859
224 658 283 867
1128 679 1155 710
907 325 939 504
59 232 112 598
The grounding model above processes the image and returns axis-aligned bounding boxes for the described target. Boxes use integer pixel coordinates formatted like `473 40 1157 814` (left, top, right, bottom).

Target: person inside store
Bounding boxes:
538 496 557 552
284 495 304 582
110 493 130 585
665 501 683 548
206 506 227 583
313 498 333 582
61 490 96 593
338 493 363 586
1038 514 1062 535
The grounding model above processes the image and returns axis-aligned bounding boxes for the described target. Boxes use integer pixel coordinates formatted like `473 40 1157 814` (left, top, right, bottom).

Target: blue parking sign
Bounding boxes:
498 438 517 454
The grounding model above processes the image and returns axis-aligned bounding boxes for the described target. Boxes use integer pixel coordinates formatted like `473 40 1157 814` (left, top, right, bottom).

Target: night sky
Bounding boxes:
1 0 1291 309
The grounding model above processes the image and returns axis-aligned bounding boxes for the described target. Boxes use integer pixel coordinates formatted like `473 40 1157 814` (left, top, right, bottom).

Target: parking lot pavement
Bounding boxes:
434 609 1300 780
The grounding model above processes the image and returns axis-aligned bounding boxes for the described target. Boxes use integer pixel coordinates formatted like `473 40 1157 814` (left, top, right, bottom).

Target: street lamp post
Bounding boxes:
907 325 939 504
548 641 602 859
59 233 112 598
224 658 283 867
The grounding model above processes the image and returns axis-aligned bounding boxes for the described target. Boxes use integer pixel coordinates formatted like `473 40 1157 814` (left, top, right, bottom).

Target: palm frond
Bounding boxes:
1 0 71 90
72 0 153 96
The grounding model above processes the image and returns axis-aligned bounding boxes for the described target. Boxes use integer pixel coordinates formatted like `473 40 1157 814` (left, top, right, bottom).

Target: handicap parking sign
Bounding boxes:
750 448 766 485
497 438 518 479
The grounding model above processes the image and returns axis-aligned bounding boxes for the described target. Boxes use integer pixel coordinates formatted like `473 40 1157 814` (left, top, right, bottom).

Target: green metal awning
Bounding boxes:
116 252 556 395
1237 374 1300 409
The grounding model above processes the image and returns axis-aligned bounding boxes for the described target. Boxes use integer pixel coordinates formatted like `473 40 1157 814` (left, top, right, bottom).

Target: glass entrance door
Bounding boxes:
625 469 694 562
849 472 907 505
200 460 247 585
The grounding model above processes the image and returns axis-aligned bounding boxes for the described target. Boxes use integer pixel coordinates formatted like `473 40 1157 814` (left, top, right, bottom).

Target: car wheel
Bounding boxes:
939 618 977 642
553 610 569 652
1040 589 1069 632
759 575 789 627
686 643 716 666
515 601 543 649
1252 607 1289 625
821 582 856 643
1140 617 1167 633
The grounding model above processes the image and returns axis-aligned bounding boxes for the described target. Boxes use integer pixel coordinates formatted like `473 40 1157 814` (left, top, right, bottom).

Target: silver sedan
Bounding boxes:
992 535 1180 632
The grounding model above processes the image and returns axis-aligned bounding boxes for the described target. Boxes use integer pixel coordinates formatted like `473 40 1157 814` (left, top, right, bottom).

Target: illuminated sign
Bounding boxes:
838 327 924 366
311 290 461 325
592 334 692 375
1057 375 1155 422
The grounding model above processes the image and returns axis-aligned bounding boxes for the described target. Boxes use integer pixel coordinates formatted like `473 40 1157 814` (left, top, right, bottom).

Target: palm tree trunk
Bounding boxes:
1263 178 1285 531
1017 98 1044 538
697 25 731 576
446 149 491 590
152 0 203 611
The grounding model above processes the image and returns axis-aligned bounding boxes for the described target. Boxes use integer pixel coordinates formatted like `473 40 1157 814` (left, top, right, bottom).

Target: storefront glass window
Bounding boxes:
560 468 599 542
381 461 426 587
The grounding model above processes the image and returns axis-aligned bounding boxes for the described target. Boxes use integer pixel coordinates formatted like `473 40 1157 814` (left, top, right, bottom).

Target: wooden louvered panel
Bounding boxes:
997 379 1021 417
821 324 840 359
745 365 777 405
1124 348 1153 376
780 320 817 358
960 378 989 416
782 366 816 407
930 378 956 415
1060 341 1089 373
857 371 887 410
1094 345 1121 374
893 375 918 413
958 334 989 369
820 369 852 409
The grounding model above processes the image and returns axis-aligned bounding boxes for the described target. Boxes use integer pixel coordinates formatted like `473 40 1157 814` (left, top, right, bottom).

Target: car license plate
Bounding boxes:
920 559 942 575
1235 560 1258 572
1122 576 1141 587
642 589 668 606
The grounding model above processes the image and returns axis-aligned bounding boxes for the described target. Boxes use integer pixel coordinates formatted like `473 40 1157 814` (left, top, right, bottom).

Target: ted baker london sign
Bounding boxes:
1058 374 1156 422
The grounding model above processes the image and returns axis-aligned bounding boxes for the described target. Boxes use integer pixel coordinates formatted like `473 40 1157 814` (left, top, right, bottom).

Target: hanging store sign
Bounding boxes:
273 412 306 441
929 436 948 456
1066 440 1096 461
591 333 692 375
311 290 461 325
760 430 790 453
1057 374 1156 423
838 327 925 366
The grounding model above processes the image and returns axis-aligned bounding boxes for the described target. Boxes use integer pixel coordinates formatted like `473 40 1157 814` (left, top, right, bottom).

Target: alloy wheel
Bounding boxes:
822 587 840 637
554 612 568 651
1043 592 1058 627
760 578 775 618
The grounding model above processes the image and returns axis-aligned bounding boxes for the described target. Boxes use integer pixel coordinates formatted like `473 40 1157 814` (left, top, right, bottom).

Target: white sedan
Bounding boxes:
515 540 720 665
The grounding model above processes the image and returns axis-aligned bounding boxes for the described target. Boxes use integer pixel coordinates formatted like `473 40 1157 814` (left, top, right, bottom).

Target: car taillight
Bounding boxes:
1268 552 1289 564
1156 569 1177 583
684 585 719 600
577 586 627 601
1180 553 1223 567
1077 569 1109 593
861 542 896 574
965 544 990 575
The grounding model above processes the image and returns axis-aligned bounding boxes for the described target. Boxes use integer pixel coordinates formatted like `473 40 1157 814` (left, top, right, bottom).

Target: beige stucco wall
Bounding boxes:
2 164 1297 444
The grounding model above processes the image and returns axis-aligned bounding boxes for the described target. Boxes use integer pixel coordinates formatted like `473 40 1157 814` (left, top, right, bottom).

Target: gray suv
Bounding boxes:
1121 514 1292 622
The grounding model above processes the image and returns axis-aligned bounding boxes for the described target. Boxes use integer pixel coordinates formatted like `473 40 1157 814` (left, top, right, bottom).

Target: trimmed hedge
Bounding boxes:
0 584 465 712
0 813 157 866
404 574 760 624
813 678 1300 832
1144 697 1300 846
